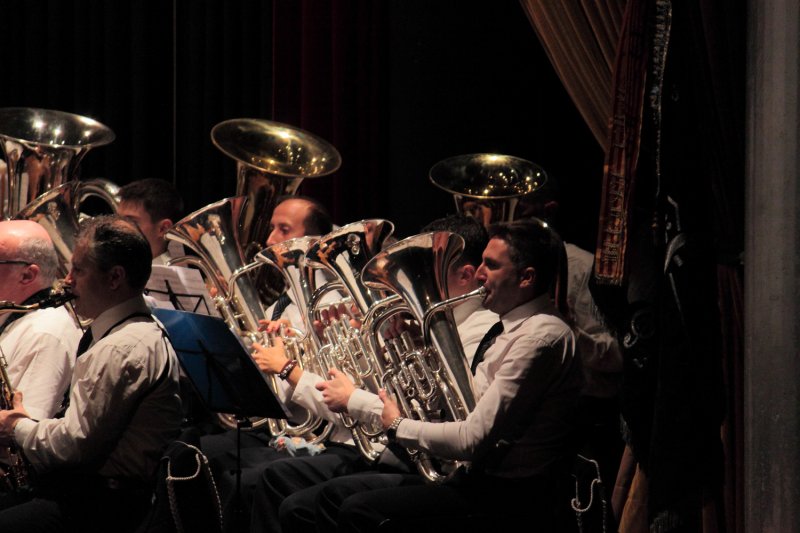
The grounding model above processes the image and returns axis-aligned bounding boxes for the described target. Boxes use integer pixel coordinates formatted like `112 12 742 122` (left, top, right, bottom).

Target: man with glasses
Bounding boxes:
0 220 80 421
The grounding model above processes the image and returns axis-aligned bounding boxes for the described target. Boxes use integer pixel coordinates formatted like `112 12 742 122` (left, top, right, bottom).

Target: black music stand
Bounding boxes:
153 308 288 528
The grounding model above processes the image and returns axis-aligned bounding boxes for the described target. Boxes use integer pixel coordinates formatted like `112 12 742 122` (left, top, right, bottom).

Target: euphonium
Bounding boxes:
0 280 75 492
302 219 397 461
361 231 485 482
429 153 547 226
165 197 329 440
211 118 341 261
255 236 334 443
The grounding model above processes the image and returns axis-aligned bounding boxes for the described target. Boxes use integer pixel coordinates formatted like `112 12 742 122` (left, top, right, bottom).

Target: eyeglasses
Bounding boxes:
0 260 31 266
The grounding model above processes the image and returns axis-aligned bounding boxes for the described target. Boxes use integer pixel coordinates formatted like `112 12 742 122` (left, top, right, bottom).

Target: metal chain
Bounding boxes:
165 442 223 533
571 455 608 533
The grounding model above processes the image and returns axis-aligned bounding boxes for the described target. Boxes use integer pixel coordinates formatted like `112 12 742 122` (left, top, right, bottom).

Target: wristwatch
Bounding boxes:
386 416 405 442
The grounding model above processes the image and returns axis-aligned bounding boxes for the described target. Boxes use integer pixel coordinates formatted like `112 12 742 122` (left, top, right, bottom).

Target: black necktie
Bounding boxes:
56 328 93 417
76 327 94 358
470 321 504 375
271 293 292 321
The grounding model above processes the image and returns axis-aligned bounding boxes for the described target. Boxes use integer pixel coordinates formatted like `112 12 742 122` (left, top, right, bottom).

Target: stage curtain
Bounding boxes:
518 0 626 150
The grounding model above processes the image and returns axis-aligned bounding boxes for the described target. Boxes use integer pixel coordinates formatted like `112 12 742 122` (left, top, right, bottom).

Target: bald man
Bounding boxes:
263 196 333 328
0 221 81 420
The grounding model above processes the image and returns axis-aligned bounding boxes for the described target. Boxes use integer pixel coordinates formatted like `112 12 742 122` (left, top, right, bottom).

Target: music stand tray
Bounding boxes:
153 308 289 421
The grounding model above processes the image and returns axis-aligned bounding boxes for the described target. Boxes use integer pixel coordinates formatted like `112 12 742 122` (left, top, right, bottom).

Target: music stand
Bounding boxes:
153 308 288 528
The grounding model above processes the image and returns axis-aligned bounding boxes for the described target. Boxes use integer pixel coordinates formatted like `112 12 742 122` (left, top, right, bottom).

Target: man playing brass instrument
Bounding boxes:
307 219 584 531
262 195 334 328
199 194 339 533
247 215 498 533
0 221 80 421
0 216 182 532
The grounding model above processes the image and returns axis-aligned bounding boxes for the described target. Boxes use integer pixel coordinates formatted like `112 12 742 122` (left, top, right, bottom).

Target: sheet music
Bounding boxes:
145 264 220 317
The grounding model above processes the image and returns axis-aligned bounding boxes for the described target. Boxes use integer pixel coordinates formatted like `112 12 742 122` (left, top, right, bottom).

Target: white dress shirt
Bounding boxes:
1 307 81 420
394 294 583 478
15 296 182 481
565 243 623 397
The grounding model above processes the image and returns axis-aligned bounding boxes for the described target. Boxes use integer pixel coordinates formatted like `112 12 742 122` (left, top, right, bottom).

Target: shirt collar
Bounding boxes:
88 295 150 340
499 293 557 334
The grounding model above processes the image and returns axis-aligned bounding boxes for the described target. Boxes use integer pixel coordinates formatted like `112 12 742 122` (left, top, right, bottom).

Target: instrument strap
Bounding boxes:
0 288 58 337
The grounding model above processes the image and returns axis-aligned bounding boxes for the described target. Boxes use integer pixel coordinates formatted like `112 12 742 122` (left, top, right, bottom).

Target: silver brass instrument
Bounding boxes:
0 107 115 220
361 231 485 482
255 236 335 443
15 179 120 274
211 118 341 261
302 219 396 461
0 108 119 274
0 281 75 492
429 153 547 226
165 197 329 440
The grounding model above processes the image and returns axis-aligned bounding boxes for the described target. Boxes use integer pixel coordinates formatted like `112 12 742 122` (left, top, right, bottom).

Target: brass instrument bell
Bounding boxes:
429 153 547 226
211 119 341 259
0 107 115 220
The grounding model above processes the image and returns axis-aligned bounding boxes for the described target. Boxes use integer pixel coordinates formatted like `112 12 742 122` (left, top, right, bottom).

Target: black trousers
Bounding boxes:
249 444 367 533
0 472 152 533
313 468 577 533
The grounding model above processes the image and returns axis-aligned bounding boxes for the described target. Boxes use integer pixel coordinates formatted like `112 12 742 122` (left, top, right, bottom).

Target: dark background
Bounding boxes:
0 0 603 250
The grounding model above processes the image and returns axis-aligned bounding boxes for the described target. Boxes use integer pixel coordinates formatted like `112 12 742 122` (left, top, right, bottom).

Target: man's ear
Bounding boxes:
456 264 476 285
107 265 127 291
518 266 536 289
18 264 40 286
156 219 173 239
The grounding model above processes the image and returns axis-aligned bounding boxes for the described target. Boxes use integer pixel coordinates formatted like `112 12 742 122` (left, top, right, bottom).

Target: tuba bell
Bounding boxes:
0 108 119 273
211 118 341 261
0 107 115 220
429 153 547 227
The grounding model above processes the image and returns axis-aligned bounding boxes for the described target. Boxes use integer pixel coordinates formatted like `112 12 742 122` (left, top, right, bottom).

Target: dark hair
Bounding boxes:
77 215 152 290
118 178 184 223
421 214 488 267
275 195 333 236
488 218 565 297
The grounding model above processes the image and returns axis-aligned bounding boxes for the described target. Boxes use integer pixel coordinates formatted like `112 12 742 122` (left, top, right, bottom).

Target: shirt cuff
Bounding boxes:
13 417 37 447
347 389 382 426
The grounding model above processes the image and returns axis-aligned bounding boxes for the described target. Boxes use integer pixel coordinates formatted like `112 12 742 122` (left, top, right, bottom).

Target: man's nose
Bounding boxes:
475 265 487 283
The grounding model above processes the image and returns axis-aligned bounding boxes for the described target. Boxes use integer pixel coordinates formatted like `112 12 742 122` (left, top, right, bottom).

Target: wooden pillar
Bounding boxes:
745 0 800 531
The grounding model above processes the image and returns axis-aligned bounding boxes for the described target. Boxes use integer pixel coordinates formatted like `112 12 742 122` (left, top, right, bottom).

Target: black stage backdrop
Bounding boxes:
0 0 602 247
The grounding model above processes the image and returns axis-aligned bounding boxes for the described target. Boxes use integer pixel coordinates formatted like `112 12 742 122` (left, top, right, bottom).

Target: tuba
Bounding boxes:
0 107 115 218
429 153 547 226
0 108 119 273
15 179 120 274
361 231 485 481
211 118 341 261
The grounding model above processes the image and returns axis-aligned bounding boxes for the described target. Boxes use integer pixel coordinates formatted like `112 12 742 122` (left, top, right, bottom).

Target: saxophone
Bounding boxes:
0 281 75 492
